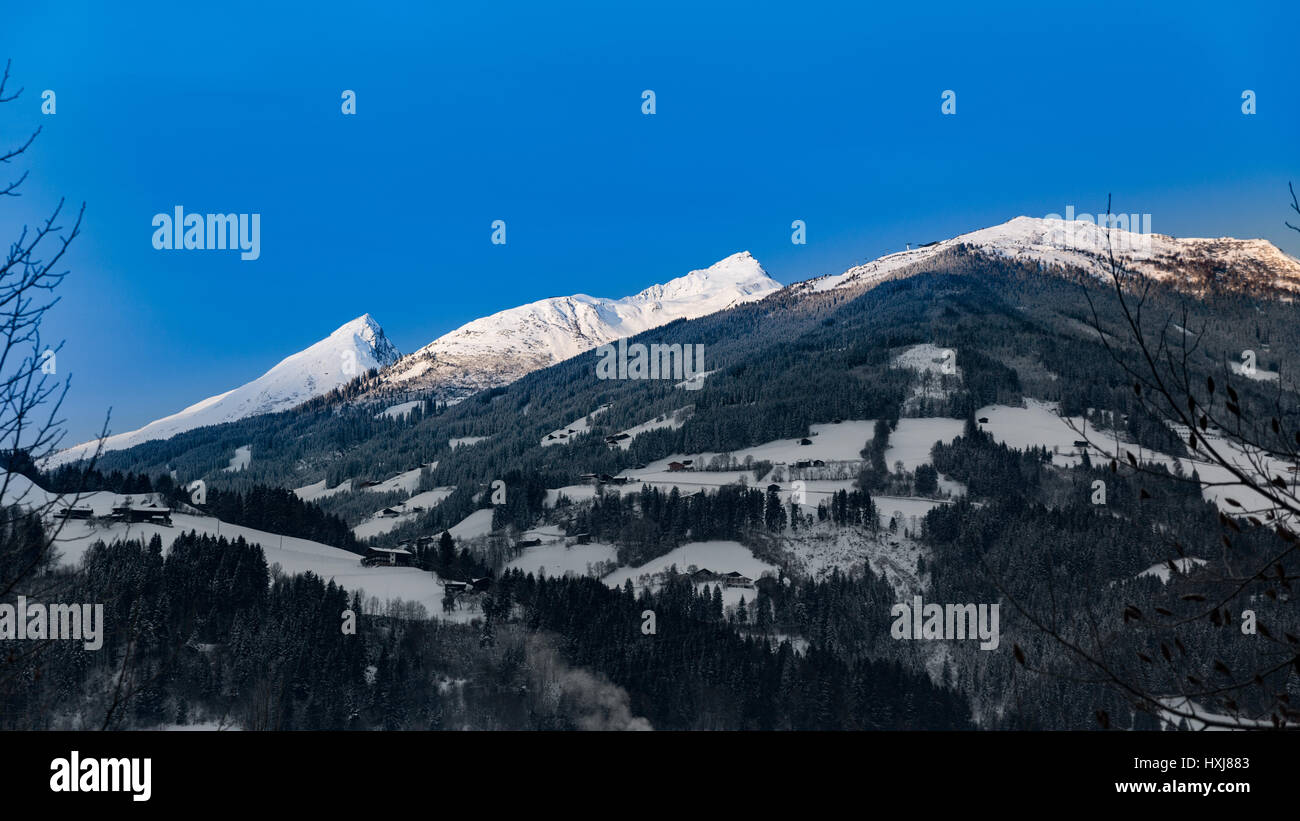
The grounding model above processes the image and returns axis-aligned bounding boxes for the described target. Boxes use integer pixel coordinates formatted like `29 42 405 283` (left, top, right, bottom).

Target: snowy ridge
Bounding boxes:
50 315 401 465
377 252 780 397
793 216 1300 297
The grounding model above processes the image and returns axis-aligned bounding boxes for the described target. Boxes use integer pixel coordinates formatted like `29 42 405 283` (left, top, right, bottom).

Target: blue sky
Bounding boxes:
4 1 1298 442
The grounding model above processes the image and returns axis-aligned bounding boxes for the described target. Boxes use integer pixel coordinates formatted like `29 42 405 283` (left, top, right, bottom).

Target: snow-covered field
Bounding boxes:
1179 435 1300 521
1229 360 1280 382
376 400 421 419
0 471 481 622
296 459 438 505
976 400 1107 468
625 419 876 475
294 478 353 502
608 407 691 449
581 418 969 506
978 399 1300 520
223 445 251 473
351 486 456 540
368 464 433 496
885 418 965 472
505 540 618 578
450 436 490 448
52 512 448 616
405 487 456 510
893 343 958 378
544 484 600 506
603 540 774 588
541 405 609 447
603 540 776 609
449 508 495 540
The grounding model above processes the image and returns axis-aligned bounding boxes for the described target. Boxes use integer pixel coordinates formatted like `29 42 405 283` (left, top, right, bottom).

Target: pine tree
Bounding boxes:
438 530 455 573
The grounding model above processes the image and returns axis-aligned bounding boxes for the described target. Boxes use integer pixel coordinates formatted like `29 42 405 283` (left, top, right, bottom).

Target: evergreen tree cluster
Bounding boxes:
196 485 363 553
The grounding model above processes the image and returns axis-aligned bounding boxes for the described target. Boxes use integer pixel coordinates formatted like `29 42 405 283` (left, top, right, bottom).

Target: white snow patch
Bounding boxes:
450 436 490 449
607 407 691 449
541 405 609 447
223 445 251 473
352 486 456 540
1138 557 1208 583
603 541 775 590
294 479 353 502
377 400 421 419
884 418 966 472
1229 360 1280 382
544 485 599 506
505 541 619 579
449 508 495 540
675 370 716 390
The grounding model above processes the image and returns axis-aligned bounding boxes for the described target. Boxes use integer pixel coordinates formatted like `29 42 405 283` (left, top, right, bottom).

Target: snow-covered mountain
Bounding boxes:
52 219 1299 463
50 315 400 465
376 251 781 397
793 216 1300 297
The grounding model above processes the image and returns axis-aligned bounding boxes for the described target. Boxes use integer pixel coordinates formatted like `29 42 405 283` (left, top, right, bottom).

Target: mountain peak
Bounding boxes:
796 215 1300 296
330 313 397 360
337 312 378 330
377 252 781 397
49 316 403 466
630 251 779 305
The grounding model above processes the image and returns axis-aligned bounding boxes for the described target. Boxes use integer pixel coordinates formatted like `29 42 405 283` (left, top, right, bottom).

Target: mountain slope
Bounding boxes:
375 251 781 397
56 218 1299 468
51 314 400 465
794 216 1300 297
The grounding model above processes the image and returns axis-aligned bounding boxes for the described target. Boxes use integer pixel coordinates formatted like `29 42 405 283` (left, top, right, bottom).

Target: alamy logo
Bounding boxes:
0 596 104 650
595 338 705 389
50 751 151 802
890 595 1000 650
151 206 260 260
1042 206 1153 255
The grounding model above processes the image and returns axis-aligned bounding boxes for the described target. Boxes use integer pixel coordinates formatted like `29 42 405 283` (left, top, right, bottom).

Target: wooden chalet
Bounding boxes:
360 546 415 567
110 505 172 526
722 571 754 588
